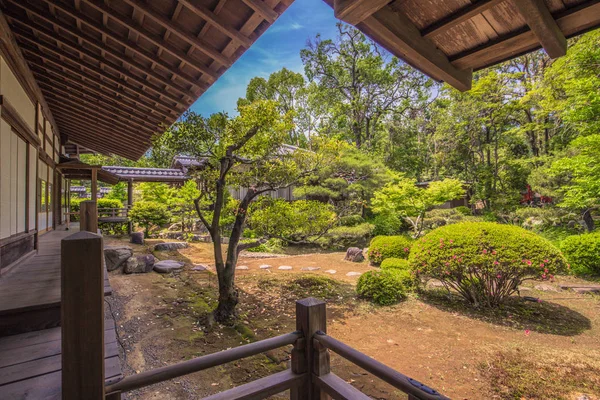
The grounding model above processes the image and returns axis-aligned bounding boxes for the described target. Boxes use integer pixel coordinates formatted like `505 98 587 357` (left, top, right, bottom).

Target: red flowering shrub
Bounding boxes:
409 222 567 307
367 235 413 266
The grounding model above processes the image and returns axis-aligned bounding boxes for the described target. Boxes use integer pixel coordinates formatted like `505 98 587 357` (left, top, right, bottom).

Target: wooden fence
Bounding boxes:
63 203 449 400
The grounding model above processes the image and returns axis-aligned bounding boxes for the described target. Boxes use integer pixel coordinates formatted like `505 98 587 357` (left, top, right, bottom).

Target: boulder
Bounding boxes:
124 255 156 274
154 242 189 251
344 247 365 262
104 246 133 271
154 260 184 273
130 232 144 245
168 222 182 232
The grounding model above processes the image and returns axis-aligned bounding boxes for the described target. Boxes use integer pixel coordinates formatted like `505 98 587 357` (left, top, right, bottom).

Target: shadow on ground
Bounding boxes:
419 289 592 336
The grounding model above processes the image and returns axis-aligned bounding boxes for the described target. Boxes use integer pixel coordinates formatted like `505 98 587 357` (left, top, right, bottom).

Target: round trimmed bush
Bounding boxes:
356 270 409 305
409 222 567 307
560 232 600 275
367 236 413 266
380 257 410 271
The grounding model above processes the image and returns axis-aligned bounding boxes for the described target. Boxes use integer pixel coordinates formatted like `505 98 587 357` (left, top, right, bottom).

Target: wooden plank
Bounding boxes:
314 373 372 400
513 0 567 58
61 231 105 400
334 0 390 25
241 0 279 23
422 0 506 38
202 370 306 400
357 6 472 91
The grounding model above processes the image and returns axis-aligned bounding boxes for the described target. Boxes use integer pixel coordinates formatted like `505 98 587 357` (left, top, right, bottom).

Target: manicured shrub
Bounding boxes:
380 257 410 271
560 232 600 275
370 213 405 236
69 198 123 221
318 223 374 250
356 270 409 305
339 214 365 227
409 222 567 307
129 201 171 238
454 206 472 216
421 208 482 234
367 235 413 266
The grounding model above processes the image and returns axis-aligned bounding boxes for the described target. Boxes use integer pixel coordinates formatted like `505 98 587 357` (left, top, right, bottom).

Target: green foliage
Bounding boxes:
105 182 127 203
380 257 410 271
317 222 374 250
169 180 201 232
248 198 336 244
244 238 286 254
339 214 364 227
409 222 567 307
454 206 471 216
356 270 410 305
129 201 171 238
560 232 600 275
372 178 465 237
70 198 123 221
369 212 406 236
421 208 482 233
367 235 413 266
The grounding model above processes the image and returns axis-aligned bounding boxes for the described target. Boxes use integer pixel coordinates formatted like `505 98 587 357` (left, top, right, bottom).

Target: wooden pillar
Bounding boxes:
91 168 98 200
127 180 133 234
292 298 330 400
61 231 105 400
79 200 98 233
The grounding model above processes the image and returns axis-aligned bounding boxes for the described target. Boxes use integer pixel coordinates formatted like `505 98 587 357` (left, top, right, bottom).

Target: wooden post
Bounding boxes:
292 298 330 400
80 200 98 233
61 231 105 400
127 180 133 234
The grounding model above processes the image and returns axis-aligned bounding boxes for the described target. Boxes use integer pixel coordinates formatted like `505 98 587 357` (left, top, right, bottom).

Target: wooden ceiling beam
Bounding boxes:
23 49 176 119
177 0 253 47
13 27 187 111
80 0 223 77
513 0 567 58
358 6 472 91
241 0 278 23
53 124 141 159
30 67 165 126
25 0 204 91
7 1 196 101
121 0 236 64
451 2 600 70
422 0 506 39
334 0 390 25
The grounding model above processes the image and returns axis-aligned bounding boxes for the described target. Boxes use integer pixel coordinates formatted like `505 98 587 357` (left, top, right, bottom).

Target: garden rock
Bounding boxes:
534 283 560 292
154 242 189 251
168 222 182 231
278 265 293 270
130 232 144 245
344 247 365 262
236 265 249 270
192 264 208 271
104 246 133 271
301 267 320 271
259 264 272 269
346 272 362 277
124 255 156 274
154 260 184 273
324 269 336 274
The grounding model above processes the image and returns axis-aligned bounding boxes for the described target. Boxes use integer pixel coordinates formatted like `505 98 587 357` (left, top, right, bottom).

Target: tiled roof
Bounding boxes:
102 166 188 182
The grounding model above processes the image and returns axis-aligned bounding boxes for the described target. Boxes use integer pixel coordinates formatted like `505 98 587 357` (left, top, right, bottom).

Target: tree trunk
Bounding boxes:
213 258 239 324
582 208 595 232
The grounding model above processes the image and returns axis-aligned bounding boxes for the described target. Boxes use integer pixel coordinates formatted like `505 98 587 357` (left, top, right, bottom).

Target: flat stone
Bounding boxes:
154 242 189 251
346 272 362 277
104 246 133 271
324 269 336 274
301 267 321 271
572 287 600 294
130 232 144 245
534 283 561 292
236 265 249 270
278 265 293 270
154 260 184 273
259 264 272 269
192 264 208 271
124 254 156 274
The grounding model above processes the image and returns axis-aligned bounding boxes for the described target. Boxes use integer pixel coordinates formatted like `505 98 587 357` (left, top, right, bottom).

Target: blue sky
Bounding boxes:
189 0 340 117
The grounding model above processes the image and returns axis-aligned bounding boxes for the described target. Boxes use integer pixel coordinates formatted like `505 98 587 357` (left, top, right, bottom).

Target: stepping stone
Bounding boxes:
301 267 320 271
346 272 362 277
192 264 208 271
324 269 336 274
259 264 272 269
154 260 184 273
236 265 249 270
534 283 560 292
278 265 293 270
154 242 189 251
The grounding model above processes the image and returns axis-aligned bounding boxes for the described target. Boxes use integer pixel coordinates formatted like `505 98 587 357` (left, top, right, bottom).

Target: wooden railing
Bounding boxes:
62 206 450 400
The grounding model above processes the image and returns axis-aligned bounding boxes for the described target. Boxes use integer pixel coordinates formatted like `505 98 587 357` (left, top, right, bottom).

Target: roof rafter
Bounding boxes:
513 0 567 58
241 0 278 23
334 0 390 25
421 0 506 39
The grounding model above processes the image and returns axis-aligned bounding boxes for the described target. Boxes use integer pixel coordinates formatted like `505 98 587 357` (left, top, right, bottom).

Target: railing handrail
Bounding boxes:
314 332 450 400
105 331 300 394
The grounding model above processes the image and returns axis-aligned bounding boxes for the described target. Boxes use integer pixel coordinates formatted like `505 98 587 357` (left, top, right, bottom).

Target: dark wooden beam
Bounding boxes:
241 0 279 23
7 1 198 100
121 0 235 65
55 125 140 159
513 0 567 58
451 2 600 70
177 0 254 47
358 6 472 91
422 0 506 39
334 0 390 25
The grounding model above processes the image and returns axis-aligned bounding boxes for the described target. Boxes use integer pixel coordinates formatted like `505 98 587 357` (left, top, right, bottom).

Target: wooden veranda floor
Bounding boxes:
0 224 112 335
